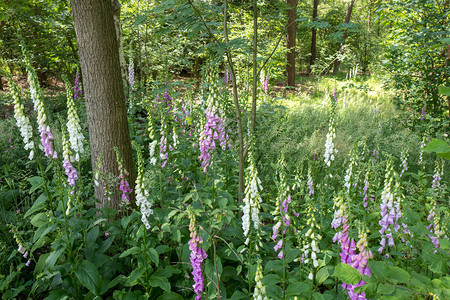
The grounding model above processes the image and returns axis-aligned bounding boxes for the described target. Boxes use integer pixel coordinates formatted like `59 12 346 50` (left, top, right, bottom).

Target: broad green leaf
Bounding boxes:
30 212 48 227
265 259 284 273
149 275 171 292
45 246 66 268
24 193 47 218
369 260 387 279
438 85 450 96
98 236 114 253
440 239 450 250
158 292 184 300
429 258 445 274
86 226 99 246
388 266 410 283
75 260 102 295
125 266 145 286
437 151 450 160
33 224 57 243
316 267 330 285
411 271 431 285
229 290 248 299
423 139 449 153
34 253 50 275
148 247 159 266
28 176 44 193
119 246 141 258
286 281 310 297
261 274 281 286
218 197 227 209
378 283 395 294
334 263 361 285
285 247 301 263
44 289 69 300
106 274 127 290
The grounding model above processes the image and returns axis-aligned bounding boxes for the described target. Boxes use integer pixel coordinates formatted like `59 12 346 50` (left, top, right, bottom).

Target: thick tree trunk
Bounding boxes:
70 0 136 209
333 0 354 74
308 0 319 74
286 0 297 87
111 0 127 86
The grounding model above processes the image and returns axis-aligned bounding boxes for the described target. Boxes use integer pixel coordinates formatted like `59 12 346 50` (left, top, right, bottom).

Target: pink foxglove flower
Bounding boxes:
188 211 207 300
24 53 57 159
199 109 228 172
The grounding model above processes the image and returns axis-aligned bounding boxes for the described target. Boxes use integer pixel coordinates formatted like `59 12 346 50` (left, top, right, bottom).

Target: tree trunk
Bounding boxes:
308 0 319 74
333 0 354 74
111 0 127 86
286 0 297 88
70 0 136 210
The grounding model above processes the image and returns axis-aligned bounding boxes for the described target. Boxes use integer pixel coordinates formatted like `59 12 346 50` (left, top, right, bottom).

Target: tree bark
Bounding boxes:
308 0 319 74
286 0 297 87
111 0 127 86
333 0 354 74
70 0 136 209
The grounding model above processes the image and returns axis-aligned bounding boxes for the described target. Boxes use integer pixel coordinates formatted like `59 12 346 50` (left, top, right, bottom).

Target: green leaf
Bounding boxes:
440 239 450 250
33 224 57 243
369 260 387 279
107 274 127 290
119 246 141 258
24 193 47 218
218 197 227 209
286 281 310 297
261 274 282 286
30 212 48 227
149 275 171 292
45 246 66 268
334 263 361 285
438 85 450 96
285 247 301 263
316 267 330 285
158 292 184 300
98 237 114 253
429 257 445 274
125 266 145 286
28 176 44 193
34 253 50 275
423 139 449 153
86 226 99 246
388 266 410 283
75 260 102 295
44 289 69 300
378 283 395 295
437 151 450 160
229 290 248 299
148 248 159 266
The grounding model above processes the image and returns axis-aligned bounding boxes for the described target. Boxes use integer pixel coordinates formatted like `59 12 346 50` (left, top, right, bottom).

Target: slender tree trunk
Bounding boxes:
308 0 319 74
70 0 136 209
333 0 354 74
286 0 297 87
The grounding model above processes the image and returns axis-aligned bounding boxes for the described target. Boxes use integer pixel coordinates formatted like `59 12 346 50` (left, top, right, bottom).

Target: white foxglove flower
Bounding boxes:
9 79 35 159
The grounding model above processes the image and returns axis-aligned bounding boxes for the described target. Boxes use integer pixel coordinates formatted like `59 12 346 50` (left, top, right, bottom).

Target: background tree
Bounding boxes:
286 0 297 87
70 0 136 209
333 0 354 74
308 0 319 74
